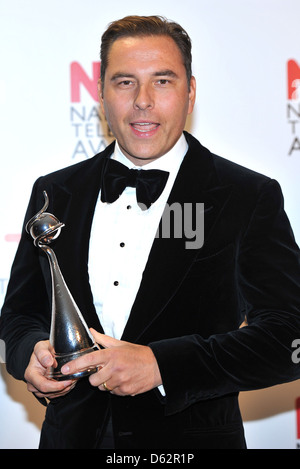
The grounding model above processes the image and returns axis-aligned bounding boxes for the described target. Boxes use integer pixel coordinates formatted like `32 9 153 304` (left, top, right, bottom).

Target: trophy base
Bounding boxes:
46 345 99 381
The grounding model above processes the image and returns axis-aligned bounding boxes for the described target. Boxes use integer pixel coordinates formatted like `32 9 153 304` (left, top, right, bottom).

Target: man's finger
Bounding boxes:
33 340 54 368
90 328 127 348
60 349 104 376
27 377 74 394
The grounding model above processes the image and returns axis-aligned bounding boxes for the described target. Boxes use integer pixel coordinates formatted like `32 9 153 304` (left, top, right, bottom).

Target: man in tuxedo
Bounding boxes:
1 15 300 449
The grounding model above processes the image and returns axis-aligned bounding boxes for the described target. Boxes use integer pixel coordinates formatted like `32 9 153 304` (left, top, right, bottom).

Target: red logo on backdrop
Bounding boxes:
287 60 300 100
287 59 300 155
70 62 100 102
69 61 113 159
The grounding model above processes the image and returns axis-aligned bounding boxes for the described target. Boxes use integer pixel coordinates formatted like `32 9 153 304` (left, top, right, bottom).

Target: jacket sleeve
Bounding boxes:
149 179 300 415
0 178 50 381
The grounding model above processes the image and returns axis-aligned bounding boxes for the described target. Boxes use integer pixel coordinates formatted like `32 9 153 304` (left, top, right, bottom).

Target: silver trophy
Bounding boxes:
26 191 99 380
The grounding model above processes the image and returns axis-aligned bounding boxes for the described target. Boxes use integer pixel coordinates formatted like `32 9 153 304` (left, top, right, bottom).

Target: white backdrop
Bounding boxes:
1 0 300 449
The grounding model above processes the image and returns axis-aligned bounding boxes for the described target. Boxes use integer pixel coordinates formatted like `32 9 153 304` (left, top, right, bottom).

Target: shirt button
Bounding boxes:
113 281 119 286
120 242 125 247
127 205 132 210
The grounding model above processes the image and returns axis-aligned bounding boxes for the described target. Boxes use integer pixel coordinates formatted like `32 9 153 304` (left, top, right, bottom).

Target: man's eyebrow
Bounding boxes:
153 70 178 78
110 70 178 81
110 73 136 81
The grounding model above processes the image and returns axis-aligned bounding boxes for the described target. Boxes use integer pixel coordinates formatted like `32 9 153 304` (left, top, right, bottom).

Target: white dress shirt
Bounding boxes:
88 134 188 340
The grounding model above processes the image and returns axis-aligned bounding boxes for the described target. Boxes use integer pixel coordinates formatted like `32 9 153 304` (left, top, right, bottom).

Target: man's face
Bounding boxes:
99 35 196 166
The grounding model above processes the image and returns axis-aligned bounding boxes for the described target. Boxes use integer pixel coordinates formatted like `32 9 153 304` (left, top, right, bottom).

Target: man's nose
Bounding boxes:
133 84 154 110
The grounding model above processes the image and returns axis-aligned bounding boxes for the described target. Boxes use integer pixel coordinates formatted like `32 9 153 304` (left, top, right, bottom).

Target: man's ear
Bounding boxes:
188 76 196 115
97 79 105 112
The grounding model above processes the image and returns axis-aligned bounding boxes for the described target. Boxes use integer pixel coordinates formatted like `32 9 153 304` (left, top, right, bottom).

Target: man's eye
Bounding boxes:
157 79 169 85
119 80 133 86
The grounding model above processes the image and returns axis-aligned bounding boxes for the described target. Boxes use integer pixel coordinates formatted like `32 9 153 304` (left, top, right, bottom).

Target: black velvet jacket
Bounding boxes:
1 132 300 449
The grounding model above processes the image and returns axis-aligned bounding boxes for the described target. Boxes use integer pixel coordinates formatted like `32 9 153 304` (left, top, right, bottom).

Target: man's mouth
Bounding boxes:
130 122 160 134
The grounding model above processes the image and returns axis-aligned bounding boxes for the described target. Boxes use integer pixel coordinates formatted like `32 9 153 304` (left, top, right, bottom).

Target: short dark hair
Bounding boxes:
100 15 192 87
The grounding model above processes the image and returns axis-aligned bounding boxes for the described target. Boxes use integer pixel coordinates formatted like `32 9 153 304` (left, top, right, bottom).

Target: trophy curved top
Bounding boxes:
26 191 65 247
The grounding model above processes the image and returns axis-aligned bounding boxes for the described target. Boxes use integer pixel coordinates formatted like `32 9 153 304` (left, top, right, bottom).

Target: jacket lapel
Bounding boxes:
122 133 233 342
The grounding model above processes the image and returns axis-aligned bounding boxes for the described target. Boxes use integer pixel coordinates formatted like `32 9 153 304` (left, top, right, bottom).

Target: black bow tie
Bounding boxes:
100 158 169 210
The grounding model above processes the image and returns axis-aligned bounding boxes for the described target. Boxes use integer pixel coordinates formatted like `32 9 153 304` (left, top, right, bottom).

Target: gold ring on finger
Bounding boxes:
102 381 112 392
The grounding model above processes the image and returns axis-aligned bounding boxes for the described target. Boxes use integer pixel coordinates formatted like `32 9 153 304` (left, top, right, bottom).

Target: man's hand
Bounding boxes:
61 329 162 396
24 340 76 399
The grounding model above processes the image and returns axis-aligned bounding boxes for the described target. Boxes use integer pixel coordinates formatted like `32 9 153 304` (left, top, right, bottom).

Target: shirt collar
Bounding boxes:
112 134 188 174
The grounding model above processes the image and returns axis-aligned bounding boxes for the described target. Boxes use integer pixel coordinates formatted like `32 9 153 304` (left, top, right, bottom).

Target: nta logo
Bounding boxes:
69 61 113 159
287 59 300 101
287 59 300 155
70 62 100 103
